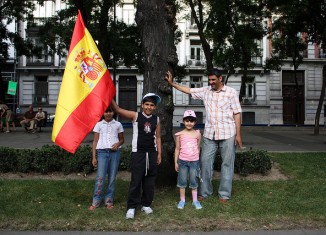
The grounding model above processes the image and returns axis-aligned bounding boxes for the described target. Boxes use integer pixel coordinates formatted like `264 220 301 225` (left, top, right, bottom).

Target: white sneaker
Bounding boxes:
141 206 153 214
126 208 135 219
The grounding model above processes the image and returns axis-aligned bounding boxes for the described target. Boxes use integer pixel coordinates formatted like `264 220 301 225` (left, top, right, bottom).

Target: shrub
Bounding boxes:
0 145 272 177
0 147 18 173
215 149 272 176
16 149 34 173
236 150 272 176
119 145 132 171
63 145 93 175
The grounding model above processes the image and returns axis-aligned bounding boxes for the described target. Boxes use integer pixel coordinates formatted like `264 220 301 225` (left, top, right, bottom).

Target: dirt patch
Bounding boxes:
0 164 287 181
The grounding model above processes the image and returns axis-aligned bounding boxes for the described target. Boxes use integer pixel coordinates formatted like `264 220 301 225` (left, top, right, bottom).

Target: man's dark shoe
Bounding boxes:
219 198 229 203
198 196 205 201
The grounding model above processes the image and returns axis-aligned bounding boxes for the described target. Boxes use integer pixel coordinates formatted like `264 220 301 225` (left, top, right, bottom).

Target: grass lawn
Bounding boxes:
0 152 325 231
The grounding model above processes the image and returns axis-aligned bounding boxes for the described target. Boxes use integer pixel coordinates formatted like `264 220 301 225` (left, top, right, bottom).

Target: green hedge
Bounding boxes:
0 145 272 177
214 149 272 176
0 145 132 175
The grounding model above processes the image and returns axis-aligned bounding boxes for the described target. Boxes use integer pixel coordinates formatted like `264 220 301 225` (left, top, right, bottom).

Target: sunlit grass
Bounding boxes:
0 152 325 231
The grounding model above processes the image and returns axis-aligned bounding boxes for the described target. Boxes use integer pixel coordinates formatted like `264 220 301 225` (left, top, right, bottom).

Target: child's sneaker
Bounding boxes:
141 206 153 214
192 201 202 209
126 208 135 219
177 200 185 209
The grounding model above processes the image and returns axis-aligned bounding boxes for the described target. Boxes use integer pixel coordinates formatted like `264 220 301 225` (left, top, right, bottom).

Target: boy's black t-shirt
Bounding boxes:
133 112 158 152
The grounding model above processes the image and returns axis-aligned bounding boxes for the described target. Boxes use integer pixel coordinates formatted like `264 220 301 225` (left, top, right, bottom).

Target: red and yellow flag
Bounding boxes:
52 10 115 153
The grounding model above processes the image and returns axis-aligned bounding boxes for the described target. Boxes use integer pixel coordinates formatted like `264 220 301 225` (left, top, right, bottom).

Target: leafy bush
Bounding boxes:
63 145 92 175
0 145 272 177
0 147 18 173
16 149 34 173
215 149 272 176
119 145 132 171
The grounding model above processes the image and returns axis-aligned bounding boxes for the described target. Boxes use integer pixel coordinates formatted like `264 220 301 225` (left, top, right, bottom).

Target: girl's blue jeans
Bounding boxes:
177 159 200 189
198 135 236 199
91 148 120 207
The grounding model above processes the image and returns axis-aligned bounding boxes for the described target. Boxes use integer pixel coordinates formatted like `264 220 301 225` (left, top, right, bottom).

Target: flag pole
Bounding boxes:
74 0 88 27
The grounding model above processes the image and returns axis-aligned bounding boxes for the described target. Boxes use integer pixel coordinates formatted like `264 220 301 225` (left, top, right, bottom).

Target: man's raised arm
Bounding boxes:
165 71 191 94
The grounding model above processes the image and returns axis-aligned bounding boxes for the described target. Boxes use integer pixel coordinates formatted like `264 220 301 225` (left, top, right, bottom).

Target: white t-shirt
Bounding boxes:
93 119 124 149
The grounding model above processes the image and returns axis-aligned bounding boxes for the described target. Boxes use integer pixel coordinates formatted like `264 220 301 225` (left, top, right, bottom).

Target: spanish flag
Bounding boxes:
52 10 115 153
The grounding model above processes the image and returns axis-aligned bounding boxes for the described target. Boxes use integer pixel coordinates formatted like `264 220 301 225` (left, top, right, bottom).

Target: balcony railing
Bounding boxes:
27 55 53 65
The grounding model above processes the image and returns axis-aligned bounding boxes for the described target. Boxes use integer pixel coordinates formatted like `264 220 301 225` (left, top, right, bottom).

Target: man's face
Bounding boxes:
208 75 223 91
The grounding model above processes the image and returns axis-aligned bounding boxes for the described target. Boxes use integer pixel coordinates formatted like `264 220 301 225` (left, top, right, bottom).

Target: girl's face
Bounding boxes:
141 101 156 115
183 118 196 130
103 111 114 121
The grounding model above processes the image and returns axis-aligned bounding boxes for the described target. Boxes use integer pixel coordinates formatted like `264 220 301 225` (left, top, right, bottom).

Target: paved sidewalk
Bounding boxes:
1 126 325 152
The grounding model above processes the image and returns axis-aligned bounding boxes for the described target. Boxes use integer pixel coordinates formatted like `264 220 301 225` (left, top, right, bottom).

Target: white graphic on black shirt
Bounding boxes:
144 122 151 134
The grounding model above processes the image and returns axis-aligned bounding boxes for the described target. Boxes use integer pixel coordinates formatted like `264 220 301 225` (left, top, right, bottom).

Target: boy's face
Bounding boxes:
141 101 156 115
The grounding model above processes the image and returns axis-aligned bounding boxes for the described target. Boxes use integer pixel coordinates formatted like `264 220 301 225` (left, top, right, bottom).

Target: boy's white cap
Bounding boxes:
183 110 196 118
142 93 161 104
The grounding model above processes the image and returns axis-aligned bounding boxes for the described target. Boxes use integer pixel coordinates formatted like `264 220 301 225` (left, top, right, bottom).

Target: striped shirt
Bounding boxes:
190 85 242 140
93 119 124 149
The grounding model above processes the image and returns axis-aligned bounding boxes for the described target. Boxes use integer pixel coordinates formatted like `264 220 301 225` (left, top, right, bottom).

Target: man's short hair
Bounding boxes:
207 68 222 77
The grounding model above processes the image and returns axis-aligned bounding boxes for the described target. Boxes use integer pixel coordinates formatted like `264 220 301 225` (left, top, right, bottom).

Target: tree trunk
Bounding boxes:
135 0 178 187
314 65 326 135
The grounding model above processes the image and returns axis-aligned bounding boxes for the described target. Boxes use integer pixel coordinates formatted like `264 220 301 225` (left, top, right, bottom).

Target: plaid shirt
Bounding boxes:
190 85 242 140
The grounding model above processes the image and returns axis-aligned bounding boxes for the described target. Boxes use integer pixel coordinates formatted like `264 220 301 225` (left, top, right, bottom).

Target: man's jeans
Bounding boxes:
92 149 120 206
198 135 236 199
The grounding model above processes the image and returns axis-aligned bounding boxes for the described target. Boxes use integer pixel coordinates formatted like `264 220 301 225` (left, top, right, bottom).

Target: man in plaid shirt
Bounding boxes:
166 68 243 203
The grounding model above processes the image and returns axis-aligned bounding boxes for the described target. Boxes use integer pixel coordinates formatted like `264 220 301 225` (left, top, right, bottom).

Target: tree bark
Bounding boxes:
314 65 326 135
135 0 178 187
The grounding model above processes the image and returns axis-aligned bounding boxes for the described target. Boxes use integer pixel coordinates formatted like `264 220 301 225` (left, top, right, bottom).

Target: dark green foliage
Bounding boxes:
119 145 132 171
0 145 271 178
214 149 272 176
0 144 132 175
62 145 92 175
0 147 18 173
16 149 34 173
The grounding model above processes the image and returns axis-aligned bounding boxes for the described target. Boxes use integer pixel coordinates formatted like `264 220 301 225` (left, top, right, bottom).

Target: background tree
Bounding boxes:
135 0 178 186
39 0 143 70
206 0 266 101
301 0 326 135
180 0 214 71
181 0 265 101
0 0 44 101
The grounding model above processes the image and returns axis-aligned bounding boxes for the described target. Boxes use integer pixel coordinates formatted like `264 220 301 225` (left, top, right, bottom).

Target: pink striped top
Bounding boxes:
175 129 201 161
190 85 242 140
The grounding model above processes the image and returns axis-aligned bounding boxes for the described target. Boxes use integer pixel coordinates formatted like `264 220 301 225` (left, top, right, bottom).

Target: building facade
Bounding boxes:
4 0 326 126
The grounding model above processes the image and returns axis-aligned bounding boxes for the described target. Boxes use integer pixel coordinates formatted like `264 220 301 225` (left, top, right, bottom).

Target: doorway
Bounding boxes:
282 71 305 125
118 76 137 122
